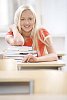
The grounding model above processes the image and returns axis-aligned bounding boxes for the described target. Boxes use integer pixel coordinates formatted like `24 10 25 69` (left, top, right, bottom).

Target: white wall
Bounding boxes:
40 0 67 36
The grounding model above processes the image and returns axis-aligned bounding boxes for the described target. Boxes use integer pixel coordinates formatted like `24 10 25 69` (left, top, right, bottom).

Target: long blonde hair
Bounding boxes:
14 5 39 49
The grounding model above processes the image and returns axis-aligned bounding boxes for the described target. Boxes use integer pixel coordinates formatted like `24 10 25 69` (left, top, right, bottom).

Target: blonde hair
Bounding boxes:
14 4 37 31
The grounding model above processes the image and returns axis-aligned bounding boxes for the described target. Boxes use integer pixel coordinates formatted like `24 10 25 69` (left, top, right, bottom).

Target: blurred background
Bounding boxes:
0 0 67 70
0 0 66 35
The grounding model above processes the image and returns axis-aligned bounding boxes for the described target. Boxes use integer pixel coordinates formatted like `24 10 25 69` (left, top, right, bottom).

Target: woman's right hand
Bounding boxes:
14 33 24 46
12 39 24 46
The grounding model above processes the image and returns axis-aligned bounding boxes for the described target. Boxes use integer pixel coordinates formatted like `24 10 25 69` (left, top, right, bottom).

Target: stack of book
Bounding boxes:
4 46 38 62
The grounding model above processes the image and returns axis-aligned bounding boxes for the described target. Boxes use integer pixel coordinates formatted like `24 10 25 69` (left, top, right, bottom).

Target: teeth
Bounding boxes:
25 26 29 28
24 25 30 28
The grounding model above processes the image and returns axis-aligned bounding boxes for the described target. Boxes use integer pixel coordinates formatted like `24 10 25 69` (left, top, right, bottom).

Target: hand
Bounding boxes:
14 33 24 46
22 54 38 63
10 24 24 46
13 39 24 46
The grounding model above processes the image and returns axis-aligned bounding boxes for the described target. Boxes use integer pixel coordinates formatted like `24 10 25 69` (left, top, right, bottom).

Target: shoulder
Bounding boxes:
37 27 50 39
37 27 49 36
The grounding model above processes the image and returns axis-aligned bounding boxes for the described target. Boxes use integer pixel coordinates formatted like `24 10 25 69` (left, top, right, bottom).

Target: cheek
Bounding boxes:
33 19 36 26
31 21 35 26
32 23 35 29
20 21 23 26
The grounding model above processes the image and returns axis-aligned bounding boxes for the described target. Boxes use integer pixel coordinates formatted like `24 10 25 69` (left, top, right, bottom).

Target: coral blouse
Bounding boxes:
7 28 49 56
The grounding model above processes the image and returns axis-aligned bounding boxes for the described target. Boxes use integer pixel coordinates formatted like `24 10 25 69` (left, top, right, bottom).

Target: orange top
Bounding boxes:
7 28 49 56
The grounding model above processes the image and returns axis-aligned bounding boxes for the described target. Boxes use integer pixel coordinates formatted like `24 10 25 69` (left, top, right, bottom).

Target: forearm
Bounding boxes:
37 53 58 62
11 24 24 44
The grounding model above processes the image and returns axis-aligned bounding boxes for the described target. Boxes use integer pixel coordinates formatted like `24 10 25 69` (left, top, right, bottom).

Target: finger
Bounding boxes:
26 54 33 62
29 58 34 63
22 57 28 62
22 54 29 62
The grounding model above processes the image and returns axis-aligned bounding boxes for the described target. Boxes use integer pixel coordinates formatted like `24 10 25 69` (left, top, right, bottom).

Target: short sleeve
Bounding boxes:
42 28 49 36
39 28 49 36
38 28 49 41
37 28 50 56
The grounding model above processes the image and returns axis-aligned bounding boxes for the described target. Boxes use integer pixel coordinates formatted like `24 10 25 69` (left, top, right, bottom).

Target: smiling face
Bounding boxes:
20 9 36 36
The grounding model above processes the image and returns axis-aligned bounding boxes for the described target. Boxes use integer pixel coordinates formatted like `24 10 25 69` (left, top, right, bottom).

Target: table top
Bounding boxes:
17 60 65 69
0 59 17 71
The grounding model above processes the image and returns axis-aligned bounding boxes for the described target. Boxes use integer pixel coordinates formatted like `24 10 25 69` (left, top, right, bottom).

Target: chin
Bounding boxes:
24 29 32 32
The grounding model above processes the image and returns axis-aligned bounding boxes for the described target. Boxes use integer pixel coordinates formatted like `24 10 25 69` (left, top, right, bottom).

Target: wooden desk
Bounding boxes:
0 71 34 94
0 59 17 71
0 70 67 94
17 60 65 70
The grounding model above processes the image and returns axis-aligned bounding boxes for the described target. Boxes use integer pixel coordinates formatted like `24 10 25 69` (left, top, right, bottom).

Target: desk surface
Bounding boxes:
0 59 17 71
17 60 65 69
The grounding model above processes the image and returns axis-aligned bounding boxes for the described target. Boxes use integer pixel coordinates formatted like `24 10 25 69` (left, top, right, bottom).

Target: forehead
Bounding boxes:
21 9 34 17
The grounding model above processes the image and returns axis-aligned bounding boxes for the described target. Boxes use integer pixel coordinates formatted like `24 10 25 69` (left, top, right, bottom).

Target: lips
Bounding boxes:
21 24 32 32
24 25 30 28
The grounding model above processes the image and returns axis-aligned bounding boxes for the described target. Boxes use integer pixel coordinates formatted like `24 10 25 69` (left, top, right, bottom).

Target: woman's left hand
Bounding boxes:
22 54 38 63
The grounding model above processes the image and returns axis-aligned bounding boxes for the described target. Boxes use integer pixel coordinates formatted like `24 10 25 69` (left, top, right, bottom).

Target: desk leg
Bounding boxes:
58 67 62 70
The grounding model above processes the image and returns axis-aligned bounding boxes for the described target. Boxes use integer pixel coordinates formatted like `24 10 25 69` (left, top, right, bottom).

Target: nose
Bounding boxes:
26 20 29 24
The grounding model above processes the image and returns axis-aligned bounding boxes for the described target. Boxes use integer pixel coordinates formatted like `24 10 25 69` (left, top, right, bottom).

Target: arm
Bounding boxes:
5 24 24 46
37 36 58 62
22 36 58 63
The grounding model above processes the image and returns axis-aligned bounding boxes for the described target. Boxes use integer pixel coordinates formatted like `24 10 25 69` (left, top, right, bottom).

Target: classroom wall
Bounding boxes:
40 0 67 36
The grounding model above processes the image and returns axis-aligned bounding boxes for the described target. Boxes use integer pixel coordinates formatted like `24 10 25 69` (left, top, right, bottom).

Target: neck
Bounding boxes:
21 30 31 37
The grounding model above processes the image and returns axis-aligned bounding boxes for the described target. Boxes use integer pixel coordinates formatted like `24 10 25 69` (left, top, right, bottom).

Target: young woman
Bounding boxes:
5 5 58 62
